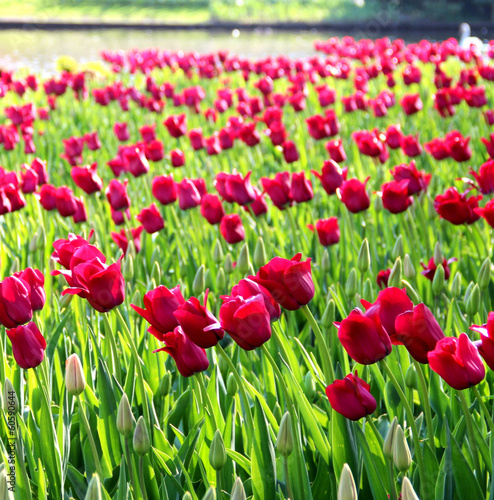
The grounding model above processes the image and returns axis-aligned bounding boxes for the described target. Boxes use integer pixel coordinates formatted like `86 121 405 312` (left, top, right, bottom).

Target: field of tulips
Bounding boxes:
3 35 494 500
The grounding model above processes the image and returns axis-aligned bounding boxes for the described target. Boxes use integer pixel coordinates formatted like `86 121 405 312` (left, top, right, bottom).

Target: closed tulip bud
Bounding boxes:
151 261 161 284
209 430 227 471
216 268 226 291
133 416 150 456
122 255 134 281
158 372 172 397
304 372 316 401
88 230 97 245
117 394 135 438
432 264 445 295
392 235 404 260
202 488 216 500
4 378 18 414
85 474 102 500
466 283 480 316
338 464 357 500
0 466 14 500
401 477 420 500
357 238 370 274
451 272 462 297
321 299 335 329
433 241 443 266
126 238 136 260
183 493 193 500
373 194 383 212
405 365 417 389
401 280 421 304
273 402 282 422
29 232 39 252
227 373 238 396
60 292 74 309
205 269 213 290
49 257 57 274
213 240 224 263
363 277 373 298
150 246 160 266
403 254 415 280
276 412 293 458
231 477 247 500
321 249 330 273
131 290 141 309
224 254 234 274
237 243 250 274
345 268 358 298
383 417 398 459
193 265 206 296
388 258 402 288
253 237 267 269
65 354 86 396
393 425 411 473
464 281 474 305
478 258 491 291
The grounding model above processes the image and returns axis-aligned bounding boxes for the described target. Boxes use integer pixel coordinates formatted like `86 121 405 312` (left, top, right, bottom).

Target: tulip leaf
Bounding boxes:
331 409 358 485
45 311 70 362
226 448 252 474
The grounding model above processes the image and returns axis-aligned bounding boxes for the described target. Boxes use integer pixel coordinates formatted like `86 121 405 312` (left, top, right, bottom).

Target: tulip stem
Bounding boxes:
214 344 254 434
283 456 294 500
286 207 298 251
139 456 148 500
380 360 430 500
457 390 482 475
387 457 398 500
472 385 494 434
413 360 435 449
125 438 138 498
365 416 384 447
216 470 222 500
76 394 104 479
301 305 335 384
195 372 218 430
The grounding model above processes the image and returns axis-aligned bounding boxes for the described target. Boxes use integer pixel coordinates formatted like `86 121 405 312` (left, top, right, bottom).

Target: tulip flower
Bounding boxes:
177 179 201 210
114 122 130 141
444 131 471 162
261 171 293 210
123 146 149 177
325 138 346 163
471 312 494 370
470 159 494 194
420 256 456 281
13 268 45 311
6 321 46 369
135 203 165 234
376 269 391 289
434 187 482 225
152 174 178 206
325 372 377 420
312 160 348 195
111 226 144 254
390 160 431 196
428 333 485 390
291 171 313 203
307 217 340 246
170 148 185 167
105 179 131 211
380 180 414 214
282 140 299 163
337 177 370 213
71 163 103 195
200 194 225 225
474 199 494 227
229 278 281 321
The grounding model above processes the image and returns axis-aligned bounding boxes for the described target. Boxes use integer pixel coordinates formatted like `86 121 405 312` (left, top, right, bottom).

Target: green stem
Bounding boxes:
195 372 218 430
76 394 104 479
214 344 254 433
139 457 148 500
381 360 430 500
457 390 482 476
283 456 294 500
387 457 398 500
365 416 384 448
472 386 494 434
216 469 222 500
125 438 138 498
301 304 335 384
413 360 435 449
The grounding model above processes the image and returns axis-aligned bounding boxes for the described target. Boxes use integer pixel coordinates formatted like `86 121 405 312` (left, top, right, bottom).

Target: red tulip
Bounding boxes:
229 278 281 322
312 160 348 195
307 217 340 246
177 179 201 210
84 131 101 151
111 226 144 254
31 157 48 185
470 159 494 194
135 203 165 233
164 114 187 138
434 187 481 225
188 128 204 151
324 139 346 163
144 140 164 162
376 269 391 289
481 133 494 158
400 93 423 115
0 276 33 328
428 333 485 390
13 268 45 311
152 174 177 206
250 253 314 310
200 194 225 225
7 322 46 369
55 186 77 217
390 160 431 195
352 129 384 158
385 124 403 149
114 122 130 142
71 163 103 194
337 177 370 213
123 146 149 177
444 131 471 162
470 312 494 370
261 171 293 210
222 170 256 206
421 257 457 281
400 134 422 157
282 140 299 163
154 326 209 377
326 372 376 421
170 148 185 167
105 179 130 211
205 134 222 156
425 138 450 160
245 186 268 217
139 124 156 143
52 232 96 269
381 180 413 214
220 214 245 244
291 171 313 203
20 165 38 194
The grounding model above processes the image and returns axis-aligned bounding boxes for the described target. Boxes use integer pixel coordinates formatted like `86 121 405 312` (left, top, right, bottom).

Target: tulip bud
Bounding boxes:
304 372 316 402
321 249 330 273
213 240 224 263
193 265 206 296
204 269 212 290
231 477 247 500
273 402 282 422
237 244 250 274
65 354 86 396
357 238 370 274
0 466 14 500
393 425 412 473
253 237 267 269
209 430 227 471
321 299 335 329
133 416 150 456
363 277 373 299
151 261 161 284
216 268 226 291
49 257 57 274
226 373 238 396
126 239 136 260
338 464 357 500
433 241 443 266
131 289 141 309
117 394 135 438
403 254 415 280
432 264 445 295
183 493 193 500
85 474 102 500
150 246 160 267
345 268 358 298
373 195 383 212
405 364 417 389
451 272 462 298
388 258 402 288
276 412 293 458
3 378 18 414
122 255 134 281
29 231 39 252
158 372 172 397
392 235 404 260
88 230 97 245
202 488 216 500
466 283 480 317
383 417 398 459
224 254 234 275
60 293 74 309
401 477 420 500
478 257 491 291
401 280 421 304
